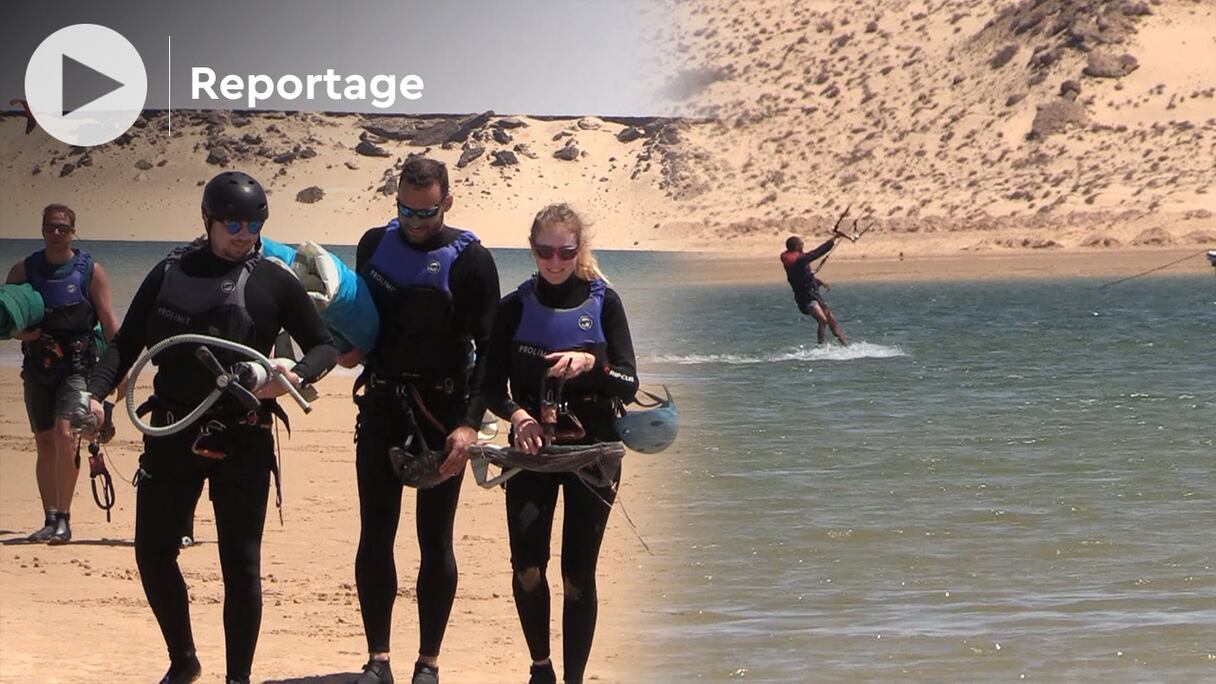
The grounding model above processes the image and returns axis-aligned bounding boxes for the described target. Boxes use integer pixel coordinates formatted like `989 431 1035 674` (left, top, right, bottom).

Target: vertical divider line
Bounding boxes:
168 34 172 135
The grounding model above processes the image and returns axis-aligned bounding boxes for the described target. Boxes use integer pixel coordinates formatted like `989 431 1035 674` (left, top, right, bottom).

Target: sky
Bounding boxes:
2 0 671 117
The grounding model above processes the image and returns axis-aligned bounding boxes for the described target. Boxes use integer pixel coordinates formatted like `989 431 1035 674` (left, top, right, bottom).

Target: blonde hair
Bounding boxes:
530 203 609 284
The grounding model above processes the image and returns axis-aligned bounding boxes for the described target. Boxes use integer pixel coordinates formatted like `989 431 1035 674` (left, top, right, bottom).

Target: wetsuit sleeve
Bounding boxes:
451 243 501 429
596 288 639 402
87 260 168 399
484 293 524 421
267 267 337 383
803 237 837 262
354 227 385 273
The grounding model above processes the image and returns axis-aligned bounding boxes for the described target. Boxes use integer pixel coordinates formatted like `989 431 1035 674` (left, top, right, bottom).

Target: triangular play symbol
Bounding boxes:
62 54 124 117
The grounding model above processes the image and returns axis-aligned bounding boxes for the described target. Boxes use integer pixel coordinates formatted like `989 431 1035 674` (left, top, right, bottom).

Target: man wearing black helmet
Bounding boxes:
343 156 500 684
85 171 337 684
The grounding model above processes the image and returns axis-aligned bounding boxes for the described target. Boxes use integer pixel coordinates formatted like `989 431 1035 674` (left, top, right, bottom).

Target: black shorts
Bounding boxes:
22 370 88 433
796 291 826 315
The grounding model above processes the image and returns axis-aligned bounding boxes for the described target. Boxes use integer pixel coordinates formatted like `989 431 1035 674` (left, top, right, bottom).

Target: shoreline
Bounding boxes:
668 247 1215 285
2 237 1211 285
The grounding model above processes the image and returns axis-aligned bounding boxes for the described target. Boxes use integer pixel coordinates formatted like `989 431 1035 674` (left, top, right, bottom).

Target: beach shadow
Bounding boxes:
263 674 361 684
0 536 134 547
69 538 136 548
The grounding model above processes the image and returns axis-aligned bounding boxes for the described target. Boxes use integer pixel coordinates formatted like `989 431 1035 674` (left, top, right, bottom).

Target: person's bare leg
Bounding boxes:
824 307 848 345
807 303 830 345
52 416 79 513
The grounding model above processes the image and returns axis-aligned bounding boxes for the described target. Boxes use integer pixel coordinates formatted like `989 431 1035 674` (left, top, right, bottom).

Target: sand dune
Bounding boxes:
657 0 1216 254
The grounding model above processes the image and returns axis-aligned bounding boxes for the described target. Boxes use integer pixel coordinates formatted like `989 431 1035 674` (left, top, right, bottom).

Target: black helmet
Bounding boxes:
202 171 268 222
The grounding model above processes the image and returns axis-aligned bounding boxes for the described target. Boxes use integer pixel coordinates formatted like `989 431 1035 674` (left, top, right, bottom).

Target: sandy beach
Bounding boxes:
0 371 667 683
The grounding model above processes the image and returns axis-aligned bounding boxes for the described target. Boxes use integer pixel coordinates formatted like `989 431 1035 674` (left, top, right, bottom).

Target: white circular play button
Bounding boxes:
24 24 147 147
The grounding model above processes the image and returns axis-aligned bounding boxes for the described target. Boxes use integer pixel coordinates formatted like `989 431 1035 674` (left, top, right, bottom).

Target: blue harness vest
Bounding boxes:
22 249 97 377
24 248 95 338
509 277 608 402
362 220 479 381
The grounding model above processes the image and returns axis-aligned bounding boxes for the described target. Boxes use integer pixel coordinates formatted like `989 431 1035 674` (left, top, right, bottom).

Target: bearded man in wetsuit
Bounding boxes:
342 156 501 684
779 235 847 345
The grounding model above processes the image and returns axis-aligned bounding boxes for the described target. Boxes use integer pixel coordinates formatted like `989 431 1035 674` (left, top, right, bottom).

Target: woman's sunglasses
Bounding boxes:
398 200 443 219
531 243 579 261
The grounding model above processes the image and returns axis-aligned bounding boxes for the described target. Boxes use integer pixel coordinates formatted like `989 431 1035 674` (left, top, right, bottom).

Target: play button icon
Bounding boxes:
25 24 147 147
62 54 126 117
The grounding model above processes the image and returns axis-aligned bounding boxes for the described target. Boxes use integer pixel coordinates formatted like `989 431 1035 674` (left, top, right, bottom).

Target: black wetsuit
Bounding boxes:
353 225 499 657
87 245 336 681
484 275 638 684
781 238 836 314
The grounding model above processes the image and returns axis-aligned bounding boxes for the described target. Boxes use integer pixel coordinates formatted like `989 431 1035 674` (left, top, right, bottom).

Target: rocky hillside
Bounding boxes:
0 109 707 249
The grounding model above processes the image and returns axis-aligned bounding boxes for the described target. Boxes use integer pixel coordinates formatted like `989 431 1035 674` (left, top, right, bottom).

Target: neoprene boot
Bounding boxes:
529 662 557 684
46 512 71 545
158 653 202 684
27 511 57 542
411 661 439 684
355 658 393 684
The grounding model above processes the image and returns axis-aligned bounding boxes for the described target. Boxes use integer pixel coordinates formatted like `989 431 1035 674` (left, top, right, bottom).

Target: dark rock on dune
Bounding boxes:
1083 51 1139 78
206 146 231 166
1028 98 1089 139
296 186 324 204
616 127 644 143
361 120 416 141
553 140 580 161
355 141 391 158
490 150 519 167
457 144 485 168
411 111 495 146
